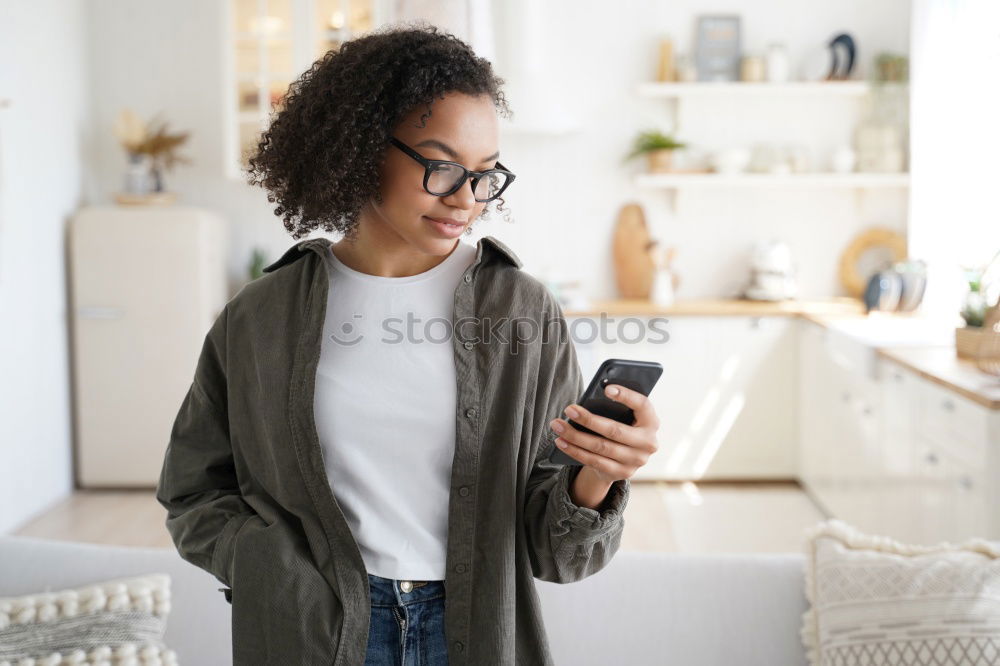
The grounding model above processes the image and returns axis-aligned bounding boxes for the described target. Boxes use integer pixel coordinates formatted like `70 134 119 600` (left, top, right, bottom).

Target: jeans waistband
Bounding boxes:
367 573 446 607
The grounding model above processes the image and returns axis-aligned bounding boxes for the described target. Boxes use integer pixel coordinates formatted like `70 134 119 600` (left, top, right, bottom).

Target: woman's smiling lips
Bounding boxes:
424 215 468 237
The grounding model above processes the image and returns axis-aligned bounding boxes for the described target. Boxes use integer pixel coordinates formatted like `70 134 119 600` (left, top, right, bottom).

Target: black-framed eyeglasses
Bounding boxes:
390 137 516 202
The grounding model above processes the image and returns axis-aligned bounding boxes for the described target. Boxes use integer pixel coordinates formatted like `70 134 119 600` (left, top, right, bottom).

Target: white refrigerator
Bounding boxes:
69 205 228 487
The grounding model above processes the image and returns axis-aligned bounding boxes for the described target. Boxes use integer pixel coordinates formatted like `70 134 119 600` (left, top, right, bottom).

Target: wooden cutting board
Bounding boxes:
612 202 656 299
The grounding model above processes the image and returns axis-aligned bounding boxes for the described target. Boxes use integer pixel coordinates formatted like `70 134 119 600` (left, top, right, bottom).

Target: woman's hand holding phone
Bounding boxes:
548 382 661 486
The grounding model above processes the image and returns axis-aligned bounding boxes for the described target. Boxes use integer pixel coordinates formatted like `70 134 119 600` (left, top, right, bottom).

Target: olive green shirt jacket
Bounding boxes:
155 234 630 665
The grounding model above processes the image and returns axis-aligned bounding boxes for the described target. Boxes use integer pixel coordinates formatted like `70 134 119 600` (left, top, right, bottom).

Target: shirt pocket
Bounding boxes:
230 516 343 661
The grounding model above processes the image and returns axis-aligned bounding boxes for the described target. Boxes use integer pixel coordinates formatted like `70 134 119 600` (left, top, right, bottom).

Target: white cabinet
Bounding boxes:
798 321 884 536
800 322 1000 544
568 315 797 481
906 370 997 543
699 316 798 479
69 206 228 487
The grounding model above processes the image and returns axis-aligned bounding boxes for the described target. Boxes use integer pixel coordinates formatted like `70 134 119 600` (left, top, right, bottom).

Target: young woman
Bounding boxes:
157 22 660 665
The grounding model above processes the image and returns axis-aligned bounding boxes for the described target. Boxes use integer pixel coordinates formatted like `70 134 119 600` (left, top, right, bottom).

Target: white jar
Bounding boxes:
765 43 790 82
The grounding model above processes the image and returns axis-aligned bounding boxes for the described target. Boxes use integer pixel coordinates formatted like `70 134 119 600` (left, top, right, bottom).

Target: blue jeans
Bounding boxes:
365 573 449 665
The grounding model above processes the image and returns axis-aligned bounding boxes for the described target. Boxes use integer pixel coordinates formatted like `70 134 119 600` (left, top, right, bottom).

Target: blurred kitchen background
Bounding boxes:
1 0 999 555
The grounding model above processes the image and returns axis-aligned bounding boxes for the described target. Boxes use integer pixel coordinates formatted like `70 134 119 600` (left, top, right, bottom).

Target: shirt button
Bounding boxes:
463 340 474 350
454 641 464 652
459 486 470 497
455 563 467 573
464 274 472 283
465 408 477 418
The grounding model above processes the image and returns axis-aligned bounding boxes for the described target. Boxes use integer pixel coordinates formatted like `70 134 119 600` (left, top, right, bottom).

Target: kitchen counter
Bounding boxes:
562 297 1000 410
877 347 1000 410
561 297 866 317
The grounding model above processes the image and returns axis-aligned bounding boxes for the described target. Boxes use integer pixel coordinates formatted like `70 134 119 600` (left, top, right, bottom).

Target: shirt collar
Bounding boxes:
262 234 522 274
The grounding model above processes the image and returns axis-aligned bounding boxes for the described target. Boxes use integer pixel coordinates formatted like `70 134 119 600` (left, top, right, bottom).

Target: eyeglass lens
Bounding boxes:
427 164 509 201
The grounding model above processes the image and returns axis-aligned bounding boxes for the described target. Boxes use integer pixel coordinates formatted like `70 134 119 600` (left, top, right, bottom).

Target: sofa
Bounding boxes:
0 535 810 665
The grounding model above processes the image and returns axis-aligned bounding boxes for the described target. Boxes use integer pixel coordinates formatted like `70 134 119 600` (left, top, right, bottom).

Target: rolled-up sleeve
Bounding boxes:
523 291 630 584
156 303 258 590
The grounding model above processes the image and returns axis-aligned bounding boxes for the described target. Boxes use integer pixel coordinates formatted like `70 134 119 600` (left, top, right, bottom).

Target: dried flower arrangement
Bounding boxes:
113 109 192 193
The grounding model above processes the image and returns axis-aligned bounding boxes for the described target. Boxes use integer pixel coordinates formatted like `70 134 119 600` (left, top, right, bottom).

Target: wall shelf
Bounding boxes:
635 172 910 189
636 81 906 98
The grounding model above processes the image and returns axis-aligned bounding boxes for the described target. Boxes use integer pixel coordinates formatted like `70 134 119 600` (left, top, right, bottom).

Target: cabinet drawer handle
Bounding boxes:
77 307 125 319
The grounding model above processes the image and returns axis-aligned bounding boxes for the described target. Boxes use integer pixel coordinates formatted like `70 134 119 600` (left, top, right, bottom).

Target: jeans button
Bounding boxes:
400 580 412 593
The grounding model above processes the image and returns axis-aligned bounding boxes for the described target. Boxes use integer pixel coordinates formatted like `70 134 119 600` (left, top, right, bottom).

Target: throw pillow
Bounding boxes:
801 519 1000 665
0 573 177 665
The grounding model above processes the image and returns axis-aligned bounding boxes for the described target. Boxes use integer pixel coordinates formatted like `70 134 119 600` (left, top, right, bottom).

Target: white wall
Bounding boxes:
81 0 911 302
909 0 1000 319
0 0 90 533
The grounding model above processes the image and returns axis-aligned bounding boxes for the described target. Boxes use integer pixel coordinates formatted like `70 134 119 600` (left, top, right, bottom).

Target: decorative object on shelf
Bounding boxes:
647 240 680 306
765 42 790 82
855 122 905 173
624 129 687 173
873 52 909 83
838 227 907 298
829 145 857 173
708 147 751 174
895 260 928 312
123 151 152 195
742 239 797 301
695 15 741 82
863 267 902 313
656 36 675 82
748 143 808 174
674 53 698 82
861 259 927 314
113 109 191 203
612 202 656 299
956 250 1000 361
825 33 856 80
855 54 909 173
799 33 856 82
739 54 765 82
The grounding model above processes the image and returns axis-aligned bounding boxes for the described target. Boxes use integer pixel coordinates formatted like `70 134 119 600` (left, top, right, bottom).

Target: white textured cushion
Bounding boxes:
801 519 1000 665
0 574 177 666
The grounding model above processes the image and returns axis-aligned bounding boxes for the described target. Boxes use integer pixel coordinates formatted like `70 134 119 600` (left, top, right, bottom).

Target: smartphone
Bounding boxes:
548 358 663 466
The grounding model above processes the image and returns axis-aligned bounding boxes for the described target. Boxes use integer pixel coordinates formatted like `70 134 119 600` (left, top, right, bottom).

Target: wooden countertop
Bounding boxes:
562 297 866 317
561 297 1000 410
877 347 1000 410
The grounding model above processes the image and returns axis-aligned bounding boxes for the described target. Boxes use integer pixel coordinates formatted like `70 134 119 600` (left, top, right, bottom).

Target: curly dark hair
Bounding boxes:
246 21 513 240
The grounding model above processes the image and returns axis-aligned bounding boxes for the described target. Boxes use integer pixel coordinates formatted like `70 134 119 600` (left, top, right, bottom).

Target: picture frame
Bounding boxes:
695 14 742 82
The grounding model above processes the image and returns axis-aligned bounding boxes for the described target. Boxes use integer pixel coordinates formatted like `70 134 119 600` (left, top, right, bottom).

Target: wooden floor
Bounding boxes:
13 480 828 554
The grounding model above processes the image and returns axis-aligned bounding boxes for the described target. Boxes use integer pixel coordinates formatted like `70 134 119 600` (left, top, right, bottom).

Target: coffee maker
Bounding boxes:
743 240 798 301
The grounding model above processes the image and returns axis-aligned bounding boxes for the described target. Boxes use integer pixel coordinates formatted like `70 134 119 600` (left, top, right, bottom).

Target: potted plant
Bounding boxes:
624 129 687 173
956 251 1000 359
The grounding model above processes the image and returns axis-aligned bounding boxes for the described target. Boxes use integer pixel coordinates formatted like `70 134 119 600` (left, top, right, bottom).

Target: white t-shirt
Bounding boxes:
314 239 477 580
